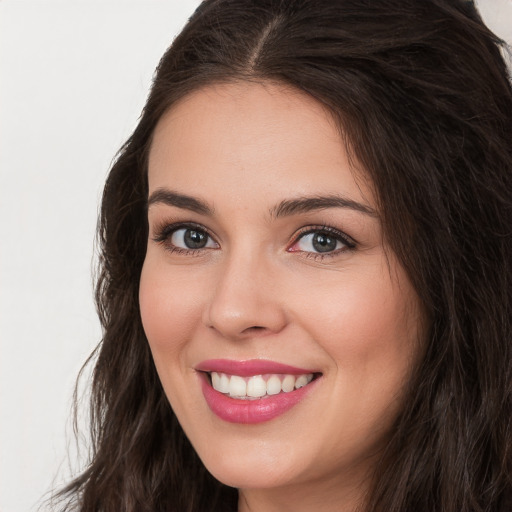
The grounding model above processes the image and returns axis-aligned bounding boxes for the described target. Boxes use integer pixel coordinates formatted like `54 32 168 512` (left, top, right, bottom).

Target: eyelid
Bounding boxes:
151 220 356 258
152 221 214 241
152 221 219 255
288 225 357 252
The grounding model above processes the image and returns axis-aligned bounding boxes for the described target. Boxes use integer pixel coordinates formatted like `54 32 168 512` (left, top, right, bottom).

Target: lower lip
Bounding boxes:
199 373 319 424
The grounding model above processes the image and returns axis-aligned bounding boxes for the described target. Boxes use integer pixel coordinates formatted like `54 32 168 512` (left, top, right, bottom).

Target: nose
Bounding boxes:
203 253 287 340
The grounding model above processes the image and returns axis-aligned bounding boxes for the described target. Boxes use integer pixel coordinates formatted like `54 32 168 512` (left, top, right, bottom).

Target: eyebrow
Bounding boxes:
270 195 377 219
147 188 214 215
147 188 377 219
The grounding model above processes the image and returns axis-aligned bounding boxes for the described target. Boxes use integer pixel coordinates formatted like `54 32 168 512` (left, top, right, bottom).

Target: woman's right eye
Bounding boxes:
154 225 219 253
171 227 217 249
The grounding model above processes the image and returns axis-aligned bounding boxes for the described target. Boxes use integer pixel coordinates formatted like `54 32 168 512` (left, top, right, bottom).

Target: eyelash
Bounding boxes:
152 222 218 256
288 225 356 261
152 222 356 259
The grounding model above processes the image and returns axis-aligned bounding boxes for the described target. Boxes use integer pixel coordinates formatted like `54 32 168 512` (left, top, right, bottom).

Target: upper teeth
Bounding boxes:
210 372 314 399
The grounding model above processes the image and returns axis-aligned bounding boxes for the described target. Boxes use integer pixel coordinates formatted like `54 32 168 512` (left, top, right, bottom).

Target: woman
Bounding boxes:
57 0 512 510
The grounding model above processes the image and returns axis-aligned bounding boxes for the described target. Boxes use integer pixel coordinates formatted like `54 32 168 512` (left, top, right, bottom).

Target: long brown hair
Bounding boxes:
56 1 512 510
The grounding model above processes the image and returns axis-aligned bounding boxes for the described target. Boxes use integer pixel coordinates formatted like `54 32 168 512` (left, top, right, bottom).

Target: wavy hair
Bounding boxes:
56 0 512 510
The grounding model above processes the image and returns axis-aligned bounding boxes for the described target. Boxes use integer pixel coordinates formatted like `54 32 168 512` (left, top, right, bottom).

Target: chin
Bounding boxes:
195 438 304 490
205 460 297 490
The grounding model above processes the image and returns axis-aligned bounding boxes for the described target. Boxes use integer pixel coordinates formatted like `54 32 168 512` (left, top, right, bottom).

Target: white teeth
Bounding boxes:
281 375 295 393
210 372 315 398
294 375 309 389
211 372 221 390
266 375 282 395
218 373 230 393
211 372 230 393
229 375 247 397
247 375 267 397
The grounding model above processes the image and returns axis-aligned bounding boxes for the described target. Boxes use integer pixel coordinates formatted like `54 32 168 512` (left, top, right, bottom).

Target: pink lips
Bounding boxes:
196 359 320 424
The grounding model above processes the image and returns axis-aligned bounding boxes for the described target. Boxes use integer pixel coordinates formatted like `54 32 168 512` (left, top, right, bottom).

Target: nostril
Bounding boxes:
243 326 266 334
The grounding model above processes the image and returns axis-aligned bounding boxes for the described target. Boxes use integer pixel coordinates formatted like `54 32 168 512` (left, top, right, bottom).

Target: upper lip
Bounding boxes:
195 359 318 377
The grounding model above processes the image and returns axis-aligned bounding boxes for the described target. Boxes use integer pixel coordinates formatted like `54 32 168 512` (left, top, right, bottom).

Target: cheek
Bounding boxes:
299 261 422 378
139 256 212 419
139 258 203 359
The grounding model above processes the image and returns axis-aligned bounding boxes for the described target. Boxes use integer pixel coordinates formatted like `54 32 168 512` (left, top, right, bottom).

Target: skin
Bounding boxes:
139 81 424 512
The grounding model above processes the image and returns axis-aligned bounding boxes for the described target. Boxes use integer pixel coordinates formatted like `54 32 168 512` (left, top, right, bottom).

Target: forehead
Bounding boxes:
147 81 374 209
151 80 340 145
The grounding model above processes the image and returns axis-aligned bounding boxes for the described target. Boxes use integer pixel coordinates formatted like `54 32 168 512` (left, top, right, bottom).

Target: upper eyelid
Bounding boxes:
152 221 214 237
151 221 357 251
291 225 357 247
151 222 219 249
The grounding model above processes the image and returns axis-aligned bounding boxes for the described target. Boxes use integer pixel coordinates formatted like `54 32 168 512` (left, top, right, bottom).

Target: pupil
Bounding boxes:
312 233 337 253
184 229 207 248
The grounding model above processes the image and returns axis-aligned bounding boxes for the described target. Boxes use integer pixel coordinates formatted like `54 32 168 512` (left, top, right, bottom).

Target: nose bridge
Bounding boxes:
204 248 286 339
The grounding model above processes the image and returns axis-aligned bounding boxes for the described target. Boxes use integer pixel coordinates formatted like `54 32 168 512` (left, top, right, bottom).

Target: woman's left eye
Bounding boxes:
288 229 355 255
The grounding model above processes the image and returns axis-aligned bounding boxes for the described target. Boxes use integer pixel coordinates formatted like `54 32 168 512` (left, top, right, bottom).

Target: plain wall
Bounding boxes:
0 3 200 511
1 1 510 511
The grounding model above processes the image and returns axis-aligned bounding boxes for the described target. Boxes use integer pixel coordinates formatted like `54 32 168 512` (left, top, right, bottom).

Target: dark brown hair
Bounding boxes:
56 1 512 510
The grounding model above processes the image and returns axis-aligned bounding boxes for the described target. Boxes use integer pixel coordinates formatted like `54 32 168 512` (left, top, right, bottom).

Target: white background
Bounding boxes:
1 1 510 511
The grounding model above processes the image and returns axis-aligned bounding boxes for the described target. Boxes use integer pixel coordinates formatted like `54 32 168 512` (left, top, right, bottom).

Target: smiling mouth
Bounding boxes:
206 372 318 400
197 361 323 423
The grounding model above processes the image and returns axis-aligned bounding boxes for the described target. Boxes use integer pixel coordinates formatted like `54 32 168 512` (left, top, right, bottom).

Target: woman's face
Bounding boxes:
140 82 423 505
